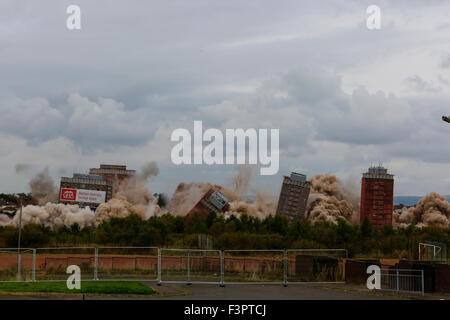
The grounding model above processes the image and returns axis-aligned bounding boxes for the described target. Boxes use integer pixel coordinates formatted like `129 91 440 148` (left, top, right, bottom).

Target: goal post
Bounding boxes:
418 241 447 262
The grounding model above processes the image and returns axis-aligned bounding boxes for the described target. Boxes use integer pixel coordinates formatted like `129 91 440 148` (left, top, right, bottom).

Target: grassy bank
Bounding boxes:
0 281 156 295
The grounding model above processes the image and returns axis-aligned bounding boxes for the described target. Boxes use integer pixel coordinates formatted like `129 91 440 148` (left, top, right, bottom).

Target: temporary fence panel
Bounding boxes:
159 249 221 284
223 250 284 284
34 247 96 281
286 249 348 284
96 247 158 281
378 268 425 296
0 248 35 282
0 247 372 289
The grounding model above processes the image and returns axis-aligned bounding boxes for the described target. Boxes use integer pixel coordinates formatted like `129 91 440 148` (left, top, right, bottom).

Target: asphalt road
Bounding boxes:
0 282 407 300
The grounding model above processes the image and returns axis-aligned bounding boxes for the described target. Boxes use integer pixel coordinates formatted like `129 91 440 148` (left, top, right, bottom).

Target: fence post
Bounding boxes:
283 250 288 287
32 249 36 282
187 251 191 285
421 270 424 296
157 248 161 286
17 250 21 282
94 247 98 280
220 251 225 287
396 269 399 292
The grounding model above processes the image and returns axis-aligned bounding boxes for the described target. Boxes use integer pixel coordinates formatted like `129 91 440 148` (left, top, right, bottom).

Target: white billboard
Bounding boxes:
60 188 106 204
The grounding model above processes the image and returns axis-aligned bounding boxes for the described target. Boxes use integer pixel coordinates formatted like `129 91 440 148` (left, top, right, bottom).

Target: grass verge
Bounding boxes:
0 281 156 295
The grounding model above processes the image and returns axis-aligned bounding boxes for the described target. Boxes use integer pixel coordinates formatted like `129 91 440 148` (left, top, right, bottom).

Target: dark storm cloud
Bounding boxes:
2 0 450 195
404 75 441 93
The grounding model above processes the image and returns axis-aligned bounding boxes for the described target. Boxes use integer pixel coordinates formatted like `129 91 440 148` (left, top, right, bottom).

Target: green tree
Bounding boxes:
185 212 208 234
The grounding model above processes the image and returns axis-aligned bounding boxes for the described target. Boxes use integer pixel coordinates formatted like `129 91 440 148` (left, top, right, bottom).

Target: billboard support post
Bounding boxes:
17 202 23 281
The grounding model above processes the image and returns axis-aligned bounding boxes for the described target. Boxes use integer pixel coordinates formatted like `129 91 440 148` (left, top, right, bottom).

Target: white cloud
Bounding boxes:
65 93 157 149
0 95 64 143
2 1 450 196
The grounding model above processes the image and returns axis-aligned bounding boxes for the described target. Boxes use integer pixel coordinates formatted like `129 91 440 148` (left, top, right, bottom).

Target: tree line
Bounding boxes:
0 212 448 259
0 193 33 204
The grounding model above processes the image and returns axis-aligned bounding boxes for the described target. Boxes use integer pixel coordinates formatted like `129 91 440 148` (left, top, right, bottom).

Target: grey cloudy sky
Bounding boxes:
1 0 450 197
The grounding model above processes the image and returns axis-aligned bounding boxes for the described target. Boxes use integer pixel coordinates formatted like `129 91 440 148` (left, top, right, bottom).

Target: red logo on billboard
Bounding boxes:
61 188 77 201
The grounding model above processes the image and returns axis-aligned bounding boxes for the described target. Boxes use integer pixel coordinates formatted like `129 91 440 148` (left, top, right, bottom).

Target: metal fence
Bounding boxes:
159 249 222 285
223 250 285 285
0 248 35 282
286 249 348 284
378 268 425 296
6 246 429 292
97 247 158 281
34 247 96 281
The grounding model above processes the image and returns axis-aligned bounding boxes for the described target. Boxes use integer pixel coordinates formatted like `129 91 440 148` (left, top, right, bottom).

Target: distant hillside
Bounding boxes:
394 195 450 206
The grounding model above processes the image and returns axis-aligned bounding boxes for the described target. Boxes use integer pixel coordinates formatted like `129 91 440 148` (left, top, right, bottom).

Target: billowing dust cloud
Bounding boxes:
165 182 239 216
29 168 59 205
94 161 161 224
226 190 276 219
139 162 160 181
6 203 96 229
15 165 448 229
15 163 31 175
165 166 276 219
394 192 450 228
230 165 252 196
0 163 162 229
306 174 359 224
112 162 160 208
226 166 276 219
166 182 215 216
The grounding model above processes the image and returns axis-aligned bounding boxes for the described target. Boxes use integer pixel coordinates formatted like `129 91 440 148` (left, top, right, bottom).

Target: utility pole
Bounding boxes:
17 201 23 281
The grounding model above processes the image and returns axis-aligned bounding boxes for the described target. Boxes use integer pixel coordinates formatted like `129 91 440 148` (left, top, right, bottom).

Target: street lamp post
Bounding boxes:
17 201 23 281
